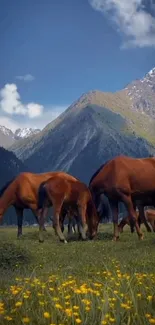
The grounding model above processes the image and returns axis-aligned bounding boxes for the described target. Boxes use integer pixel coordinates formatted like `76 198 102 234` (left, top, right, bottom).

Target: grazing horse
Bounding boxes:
0 171 79 238
118 208 155 233
38 173 99 243
89 155 155 241
0 178 47 237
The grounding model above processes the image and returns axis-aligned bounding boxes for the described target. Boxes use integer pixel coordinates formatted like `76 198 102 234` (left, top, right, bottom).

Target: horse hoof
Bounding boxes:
139 235 144 240
112 236 119 241
17 235 22 239
39 239 44 243
60 239 68 244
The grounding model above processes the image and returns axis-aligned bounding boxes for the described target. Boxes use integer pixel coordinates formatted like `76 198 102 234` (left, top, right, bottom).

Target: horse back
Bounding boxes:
90 155 155 194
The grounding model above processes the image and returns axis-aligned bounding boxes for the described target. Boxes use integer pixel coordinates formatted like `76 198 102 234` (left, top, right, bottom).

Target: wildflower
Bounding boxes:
55 303 63 309
73 306 79 310
75 319 82 324
147 296 153 301
44 312 50 318
15 301 22 307
109 318 115 323
137 293 142 298
4 316 13 321
146 314 151 318
22 317 30 323
102 321 107 325
149 319 155 324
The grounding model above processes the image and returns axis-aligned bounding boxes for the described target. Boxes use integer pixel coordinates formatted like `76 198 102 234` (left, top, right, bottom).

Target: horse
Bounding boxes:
38 172 99 243
89 155 155 241
0 171 79 238
118 208 155 233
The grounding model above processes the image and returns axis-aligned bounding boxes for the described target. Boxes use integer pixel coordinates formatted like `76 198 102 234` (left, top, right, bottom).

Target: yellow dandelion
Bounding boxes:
137 293 142 298
75 318 82 324
73 312 79 316
147 296 153 301
4 316 13 321
101 321 107 325
109 318 115 323
15 301 22 307
43 312 50 318
149 319 155 324
73 306 79 310
146 314 151 318
22 317 30 323
55 303 63 309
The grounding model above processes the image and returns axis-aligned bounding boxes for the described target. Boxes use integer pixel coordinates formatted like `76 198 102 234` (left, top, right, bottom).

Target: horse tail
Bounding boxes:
38 182 47 209
98 194 111 222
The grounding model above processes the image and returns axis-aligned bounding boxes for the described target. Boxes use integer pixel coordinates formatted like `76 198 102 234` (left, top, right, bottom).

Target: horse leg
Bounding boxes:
109 200 119 241
121 195 143 240
52 198 68 243
118 217 128 233
32 209 47 232
138 206 152 232
38 207 48 243
77 204 87 241
15 208 24 238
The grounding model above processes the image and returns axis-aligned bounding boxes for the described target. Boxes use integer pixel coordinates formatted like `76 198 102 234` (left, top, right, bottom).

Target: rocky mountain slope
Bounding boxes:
122 67 155 119
0 126 41 148
9 67 155 183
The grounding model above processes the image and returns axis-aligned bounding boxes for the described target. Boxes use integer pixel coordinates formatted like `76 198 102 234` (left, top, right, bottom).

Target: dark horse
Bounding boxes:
89 155 155 241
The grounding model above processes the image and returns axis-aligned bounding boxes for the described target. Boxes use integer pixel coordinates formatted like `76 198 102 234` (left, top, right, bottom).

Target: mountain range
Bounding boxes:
7 67 155 183
0 126 41 148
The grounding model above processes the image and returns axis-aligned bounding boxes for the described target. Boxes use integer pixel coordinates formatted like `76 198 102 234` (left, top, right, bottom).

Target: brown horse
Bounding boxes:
118 209 155 233
89 155 155 241
0 171 79 238
38 172 99 243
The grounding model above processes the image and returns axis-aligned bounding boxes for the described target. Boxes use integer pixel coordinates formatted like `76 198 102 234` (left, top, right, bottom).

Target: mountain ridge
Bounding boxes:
8 66 155 182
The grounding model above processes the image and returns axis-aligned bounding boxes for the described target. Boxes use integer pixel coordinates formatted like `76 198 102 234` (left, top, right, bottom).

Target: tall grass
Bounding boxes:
0 225 155 324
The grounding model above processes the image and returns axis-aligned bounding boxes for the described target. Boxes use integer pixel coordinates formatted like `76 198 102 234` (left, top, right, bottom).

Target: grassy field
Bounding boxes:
0 224 155 325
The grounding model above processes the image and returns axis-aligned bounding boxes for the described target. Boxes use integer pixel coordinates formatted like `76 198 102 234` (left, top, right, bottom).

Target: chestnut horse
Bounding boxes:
118 209 155 233
38 173 99 243
0 171 79 238
89 155 155 241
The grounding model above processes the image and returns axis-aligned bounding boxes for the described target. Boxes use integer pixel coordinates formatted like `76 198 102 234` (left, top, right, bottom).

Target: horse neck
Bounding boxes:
0 181 16 214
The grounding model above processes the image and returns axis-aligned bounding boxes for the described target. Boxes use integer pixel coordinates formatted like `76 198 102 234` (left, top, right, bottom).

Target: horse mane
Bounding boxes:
0 178 15 197
89 159 110 185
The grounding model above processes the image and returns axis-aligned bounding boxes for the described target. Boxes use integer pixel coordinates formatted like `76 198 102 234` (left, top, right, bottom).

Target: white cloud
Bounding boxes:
0 106 68 131
89 0 155 48
0 83 68 131
0 116 20 132
0 83 43 118
16 74 35 82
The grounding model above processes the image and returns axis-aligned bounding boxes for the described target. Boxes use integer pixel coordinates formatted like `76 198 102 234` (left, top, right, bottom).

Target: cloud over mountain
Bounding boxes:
89 0 155 48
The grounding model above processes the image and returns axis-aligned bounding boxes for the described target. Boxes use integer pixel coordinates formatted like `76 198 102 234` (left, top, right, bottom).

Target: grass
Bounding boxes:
0 224 155 325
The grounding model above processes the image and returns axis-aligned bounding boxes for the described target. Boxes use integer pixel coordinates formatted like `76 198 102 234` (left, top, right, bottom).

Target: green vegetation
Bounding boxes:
0 225 155 324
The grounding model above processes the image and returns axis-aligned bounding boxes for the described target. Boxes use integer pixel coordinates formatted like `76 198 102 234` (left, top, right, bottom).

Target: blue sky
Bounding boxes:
0 0 155 131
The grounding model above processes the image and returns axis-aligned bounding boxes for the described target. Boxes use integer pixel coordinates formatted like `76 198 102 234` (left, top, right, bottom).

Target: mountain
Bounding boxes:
9 67 155 183
0 126 15 148
0 126 41 148
14 128 40 139
122 67 155 119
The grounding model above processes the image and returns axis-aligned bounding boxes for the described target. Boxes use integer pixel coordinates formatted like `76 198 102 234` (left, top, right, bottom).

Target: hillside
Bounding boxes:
0 126 41 148
9 67 155 183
